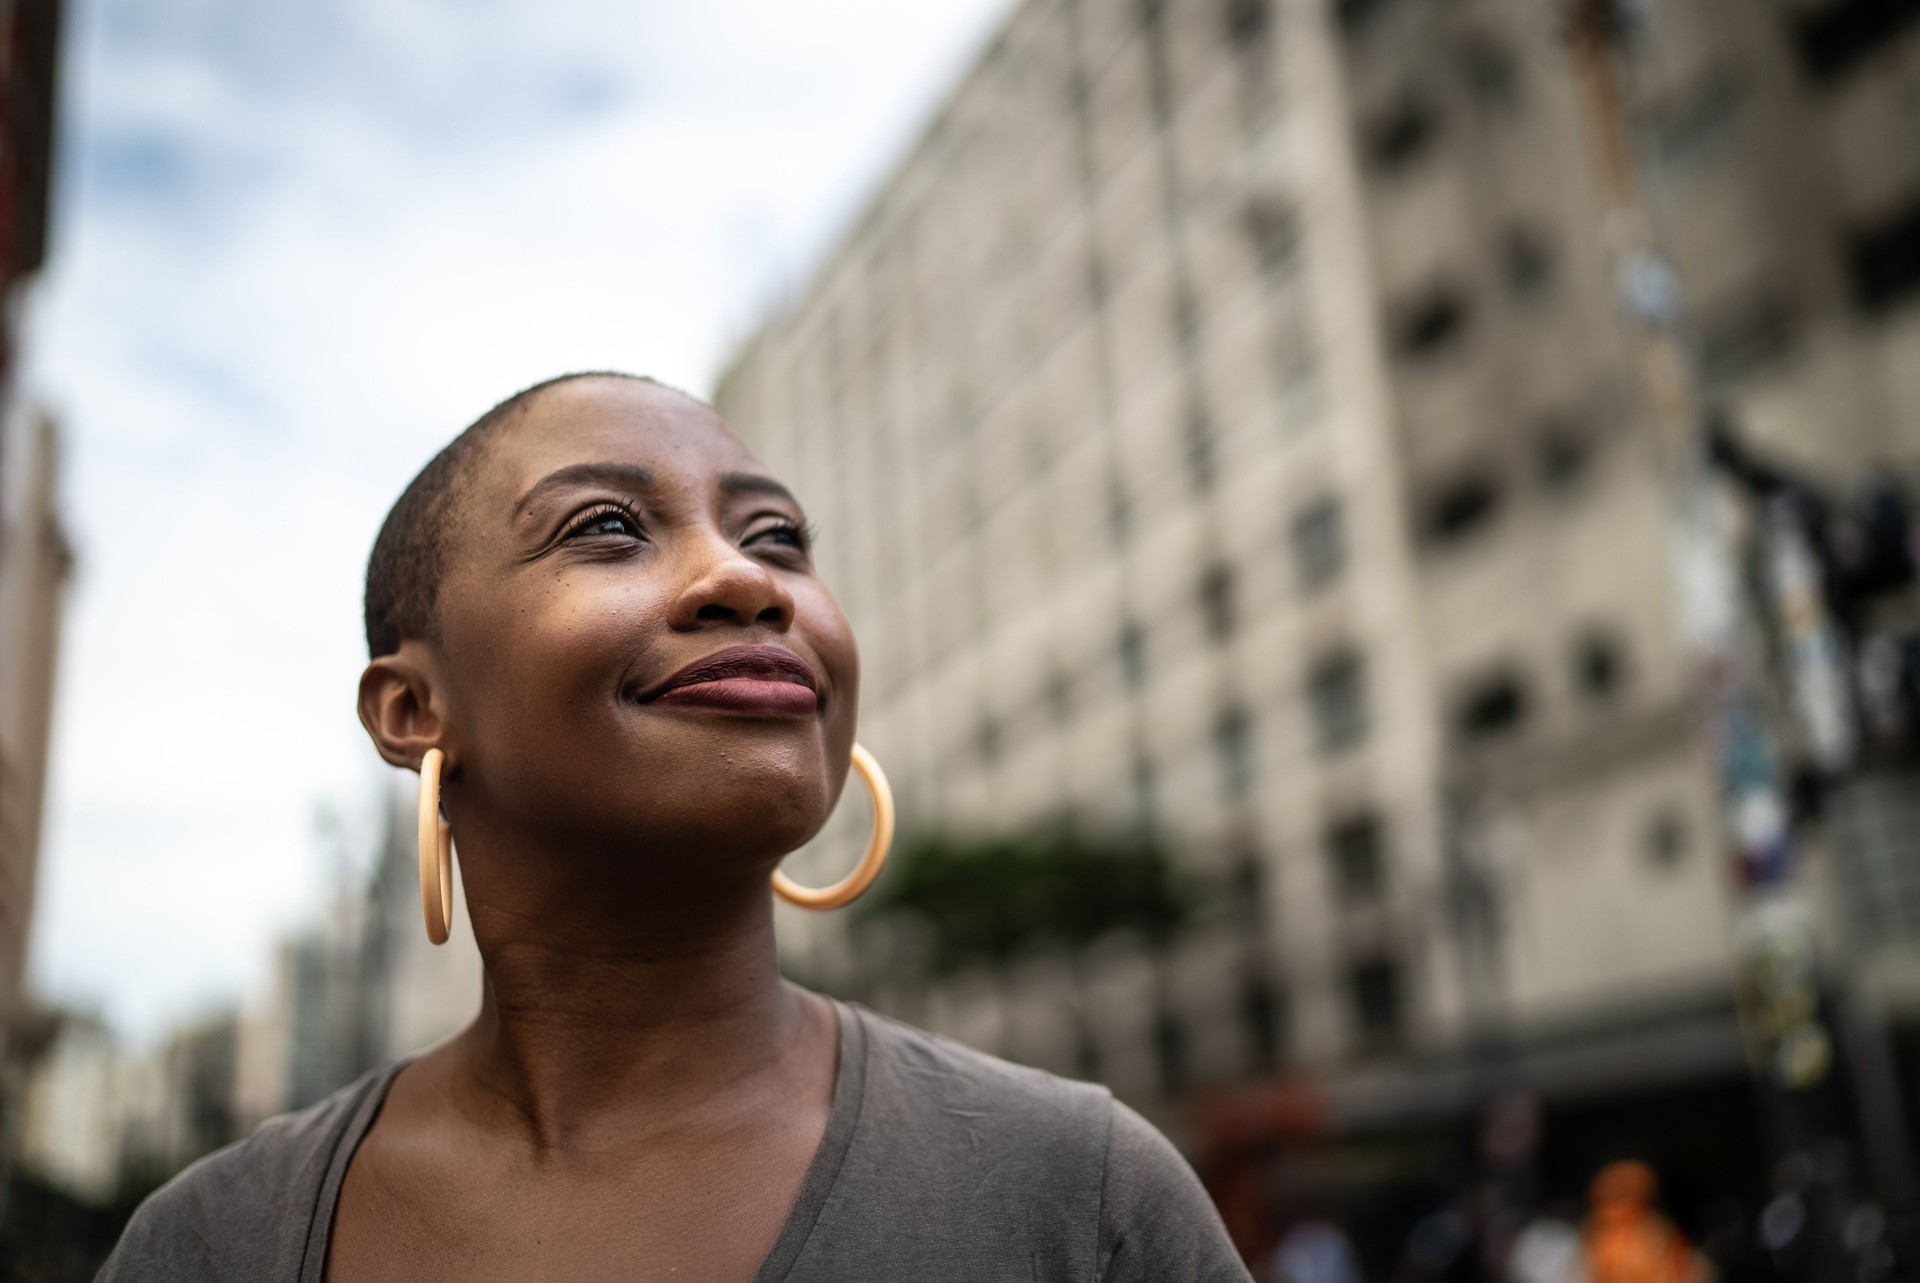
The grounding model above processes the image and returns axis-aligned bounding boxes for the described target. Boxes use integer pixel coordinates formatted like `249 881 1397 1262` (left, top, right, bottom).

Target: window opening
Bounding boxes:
1349 956 1403 1037
1200 562 1238 642
1423 469 1503 546
1119 620 1149 688
1310 649 1370 754
1455 669 1531 743
1575 631 1628 701
1364 93 1441 175
1326 812 1388 906
1392 285 1472 360
1214 704 1256 800
1291 495 1347 591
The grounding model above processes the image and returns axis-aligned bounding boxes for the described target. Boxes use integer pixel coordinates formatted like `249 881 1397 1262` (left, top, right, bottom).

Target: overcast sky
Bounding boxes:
25 0 1014 1042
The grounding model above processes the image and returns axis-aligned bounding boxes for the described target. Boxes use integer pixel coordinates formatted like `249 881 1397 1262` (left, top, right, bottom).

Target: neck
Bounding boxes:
446 834 821 1150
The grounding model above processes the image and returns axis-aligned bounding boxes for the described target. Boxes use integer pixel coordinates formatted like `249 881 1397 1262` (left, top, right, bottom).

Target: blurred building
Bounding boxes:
0 0 64 1039
0 413 65 1031
358 778 481 1065
9 781 486 1212
713 0 1920 1242
231 786 482 1125
16 1008 237 1204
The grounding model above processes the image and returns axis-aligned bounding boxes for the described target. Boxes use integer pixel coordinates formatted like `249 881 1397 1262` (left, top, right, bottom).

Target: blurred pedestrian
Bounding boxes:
1583 1161 1705 1283
1273 1217 1363 1283
1508 1201 1590 1283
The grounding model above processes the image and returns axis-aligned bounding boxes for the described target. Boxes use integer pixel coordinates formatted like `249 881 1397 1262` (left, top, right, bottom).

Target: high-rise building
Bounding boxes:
712 0 1920 1222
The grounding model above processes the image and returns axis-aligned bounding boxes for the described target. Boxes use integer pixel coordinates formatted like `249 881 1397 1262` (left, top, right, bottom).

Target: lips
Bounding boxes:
640 643 820 716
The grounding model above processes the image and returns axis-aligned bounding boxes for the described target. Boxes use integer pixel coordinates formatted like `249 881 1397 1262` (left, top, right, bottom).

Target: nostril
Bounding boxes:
756 605 786 623
696 603 737 623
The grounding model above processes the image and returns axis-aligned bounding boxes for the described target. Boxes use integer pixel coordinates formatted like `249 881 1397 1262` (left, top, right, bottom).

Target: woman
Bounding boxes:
101 373 1250 1282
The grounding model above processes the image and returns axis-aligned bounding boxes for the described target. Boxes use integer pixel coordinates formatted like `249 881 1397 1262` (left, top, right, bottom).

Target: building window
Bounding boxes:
1363 92 1442 175
1309 649 1369 755
1214 704 1255 801
1455 668 1531 743
1458 30 1520 107
1501 227 1555 299
1107 473 1132 542
1153 1005 1189 1095
1131 750 1159 831
1244 195 1301 277
1185 397 1217 491
1291 495 1347 591
1847 196 1920 316
1422 468 1503 547
1225 0 1270 49
1536 421 1593 490
1645 808 1691 871
1200 562 1238 642
1046 666 1074 724
1391 284 1472 361
1087 251 1110 312
1348 955 1404 1038
1574 630 1629 702
1075 1025 1103 1081
1119 620 1149 688
1231 847 1264 927
1326 812 1387 907
1334 0 1399 37
976 712 1003 765
1792 0 1920 83
1695 286 1801 382
1173 281 1202 353
1239 965 1283 1072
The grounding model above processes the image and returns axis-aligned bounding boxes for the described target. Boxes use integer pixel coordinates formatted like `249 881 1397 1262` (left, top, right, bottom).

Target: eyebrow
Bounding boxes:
511 462 655 518
718 471 801 507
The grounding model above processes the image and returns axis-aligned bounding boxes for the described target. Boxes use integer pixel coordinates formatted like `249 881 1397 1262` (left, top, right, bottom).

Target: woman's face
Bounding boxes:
419 378 858 877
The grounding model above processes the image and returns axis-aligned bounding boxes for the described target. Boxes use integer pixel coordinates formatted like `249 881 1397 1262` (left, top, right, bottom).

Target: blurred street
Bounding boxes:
1 0 1919 1278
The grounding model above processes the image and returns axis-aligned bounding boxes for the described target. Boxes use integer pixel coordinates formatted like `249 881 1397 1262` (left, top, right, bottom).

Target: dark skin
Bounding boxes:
338 378 858 1282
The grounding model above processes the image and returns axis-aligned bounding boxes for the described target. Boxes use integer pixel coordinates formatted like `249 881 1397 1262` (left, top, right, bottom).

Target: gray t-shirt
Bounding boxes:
99 1002 1251 1281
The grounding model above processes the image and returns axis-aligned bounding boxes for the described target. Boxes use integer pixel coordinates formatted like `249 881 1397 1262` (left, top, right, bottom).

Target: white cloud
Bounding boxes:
26 0 1015 1040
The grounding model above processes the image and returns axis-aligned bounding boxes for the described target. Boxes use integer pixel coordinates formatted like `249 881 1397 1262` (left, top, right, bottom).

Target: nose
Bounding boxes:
665 532 796 632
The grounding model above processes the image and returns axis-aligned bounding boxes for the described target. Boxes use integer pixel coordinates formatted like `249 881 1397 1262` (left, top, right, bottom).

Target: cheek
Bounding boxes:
797 585 859 707
445 571 664 748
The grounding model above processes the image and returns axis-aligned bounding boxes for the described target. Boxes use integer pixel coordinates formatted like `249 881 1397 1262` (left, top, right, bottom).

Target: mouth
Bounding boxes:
638 643 820 717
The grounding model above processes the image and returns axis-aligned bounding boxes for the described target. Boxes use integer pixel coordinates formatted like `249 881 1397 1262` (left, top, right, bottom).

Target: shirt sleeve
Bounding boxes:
1094 1098 1254 1283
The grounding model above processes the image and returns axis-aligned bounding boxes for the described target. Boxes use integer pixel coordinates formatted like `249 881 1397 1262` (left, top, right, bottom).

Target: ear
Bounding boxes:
357 641 451 772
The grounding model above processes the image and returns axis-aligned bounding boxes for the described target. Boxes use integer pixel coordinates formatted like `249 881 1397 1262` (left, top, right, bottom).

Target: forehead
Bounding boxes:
475 378 767 502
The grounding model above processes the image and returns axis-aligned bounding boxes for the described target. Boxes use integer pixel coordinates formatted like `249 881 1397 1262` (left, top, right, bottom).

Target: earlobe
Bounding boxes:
357 645 448 771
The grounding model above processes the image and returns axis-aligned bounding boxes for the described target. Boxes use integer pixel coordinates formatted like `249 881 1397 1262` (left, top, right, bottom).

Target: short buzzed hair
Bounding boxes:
363 370 663 657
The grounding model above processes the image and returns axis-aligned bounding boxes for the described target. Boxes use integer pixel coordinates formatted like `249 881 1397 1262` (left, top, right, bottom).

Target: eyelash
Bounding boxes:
562 504 642 541
559 505 816 554
754 518 817 554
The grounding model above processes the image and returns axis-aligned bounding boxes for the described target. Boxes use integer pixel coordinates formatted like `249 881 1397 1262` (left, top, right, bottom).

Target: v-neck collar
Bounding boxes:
301 999 869 1283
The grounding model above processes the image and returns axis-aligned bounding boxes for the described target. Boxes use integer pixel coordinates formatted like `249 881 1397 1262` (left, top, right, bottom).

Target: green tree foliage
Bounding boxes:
852 823 1192 974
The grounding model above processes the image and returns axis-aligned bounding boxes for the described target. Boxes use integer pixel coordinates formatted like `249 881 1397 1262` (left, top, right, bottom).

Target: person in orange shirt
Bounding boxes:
1584 1161 1707 1283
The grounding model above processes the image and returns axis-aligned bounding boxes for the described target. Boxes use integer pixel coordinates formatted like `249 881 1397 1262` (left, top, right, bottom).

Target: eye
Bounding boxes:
564 504 642 541
746 518 814 553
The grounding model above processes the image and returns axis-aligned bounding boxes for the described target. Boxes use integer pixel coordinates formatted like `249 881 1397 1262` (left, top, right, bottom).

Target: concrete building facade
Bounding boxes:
713 0 1918 1222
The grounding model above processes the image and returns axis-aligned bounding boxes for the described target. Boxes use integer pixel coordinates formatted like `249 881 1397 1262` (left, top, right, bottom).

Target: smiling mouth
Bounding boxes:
640 644 820 717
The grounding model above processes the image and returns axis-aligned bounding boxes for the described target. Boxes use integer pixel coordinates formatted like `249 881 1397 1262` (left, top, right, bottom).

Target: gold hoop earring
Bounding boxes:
773 742 895 910
417 747 455 945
